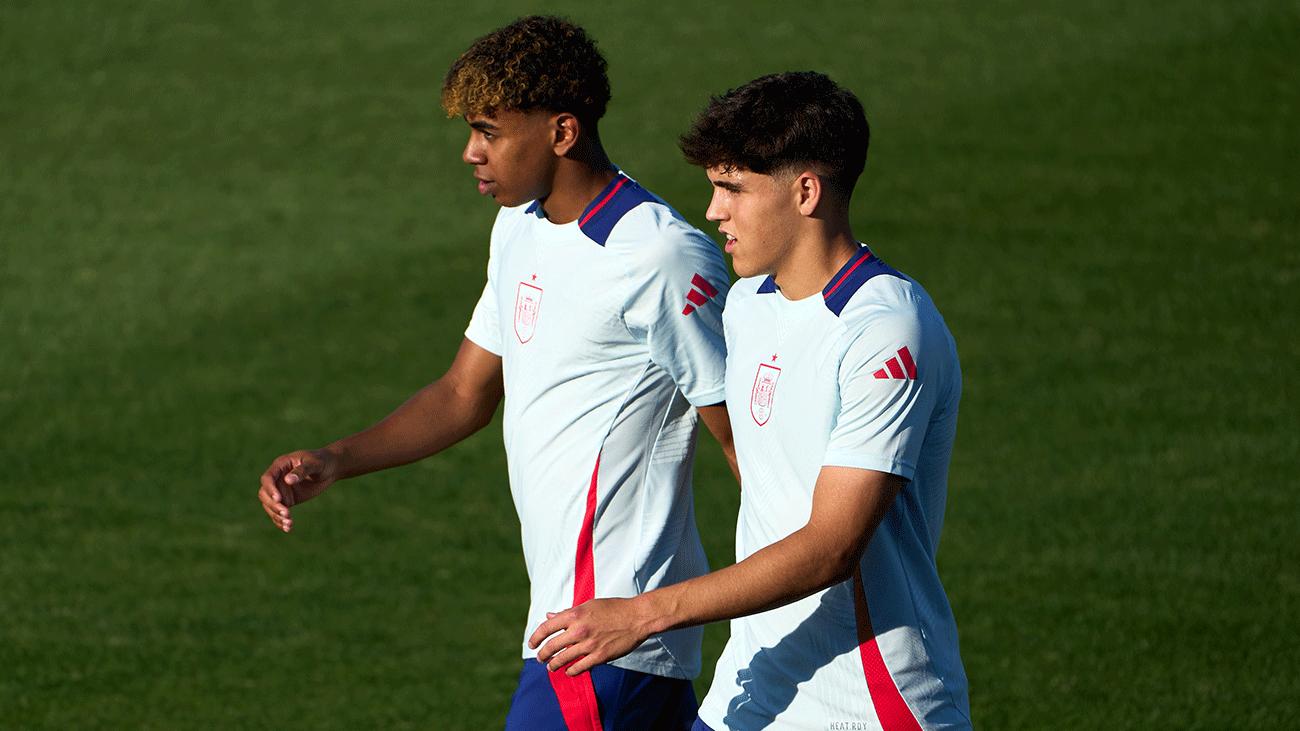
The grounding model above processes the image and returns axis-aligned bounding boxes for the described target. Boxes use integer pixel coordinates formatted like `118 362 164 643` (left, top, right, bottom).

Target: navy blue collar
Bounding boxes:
757 246 903 316
525 172 657 246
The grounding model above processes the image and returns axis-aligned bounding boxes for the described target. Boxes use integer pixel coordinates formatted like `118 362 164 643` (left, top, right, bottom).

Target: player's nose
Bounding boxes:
705 189 727 221
462 138 485 165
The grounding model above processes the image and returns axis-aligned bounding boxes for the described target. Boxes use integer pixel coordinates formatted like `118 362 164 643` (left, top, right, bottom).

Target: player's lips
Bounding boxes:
721 231 737 253
473 173 495 196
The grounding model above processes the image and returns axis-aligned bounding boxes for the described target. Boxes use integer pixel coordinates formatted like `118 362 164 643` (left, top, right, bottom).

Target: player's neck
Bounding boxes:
537 137 618 225
771 221 860 301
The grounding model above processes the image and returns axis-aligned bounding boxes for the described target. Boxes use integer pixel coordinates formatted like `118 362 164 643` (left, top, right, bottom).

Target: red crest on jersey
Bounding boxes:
751 363 780 426
514 282 542 343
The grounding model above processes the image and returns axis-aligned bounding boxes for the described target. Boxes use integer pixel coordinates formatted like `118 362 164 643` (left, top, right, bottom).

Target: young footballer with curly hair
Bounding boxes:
532 71 973 731
259 16 736 731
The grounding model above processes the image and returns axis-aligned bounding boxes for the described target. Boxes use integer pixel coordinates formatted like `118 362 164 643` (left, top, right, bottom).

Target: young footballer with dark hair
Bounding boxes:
259 16 735 730
532 71 972 731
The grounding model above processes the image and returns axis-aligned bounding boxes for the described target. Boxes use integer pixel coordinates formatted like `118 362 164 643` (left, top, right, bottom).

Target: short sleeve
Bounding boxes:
822 306 934 481
463 209 507 356
619 208 730 407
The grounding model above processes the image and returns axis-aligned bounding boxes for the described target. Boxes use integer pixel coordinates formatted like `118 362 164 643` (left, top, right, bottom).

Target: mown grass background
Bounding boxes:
2 1 1296 728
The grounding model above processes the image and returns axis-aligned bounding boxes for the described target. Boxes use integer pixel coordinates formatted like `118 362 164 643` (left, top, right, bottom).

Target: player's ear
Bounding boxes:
794 171 823 217
552 113 580 156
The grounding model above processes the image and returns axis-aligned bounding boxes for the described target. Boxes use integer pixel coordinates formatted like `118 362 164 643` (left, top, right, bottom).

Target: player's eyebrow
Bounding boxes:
712 179 744 193
469 119 501 132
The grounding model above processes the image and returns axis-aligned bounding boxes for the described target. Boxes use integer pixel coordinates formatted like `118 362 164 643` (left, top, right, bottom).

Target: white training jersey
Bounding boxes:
698 247 972 730
464 173 729 679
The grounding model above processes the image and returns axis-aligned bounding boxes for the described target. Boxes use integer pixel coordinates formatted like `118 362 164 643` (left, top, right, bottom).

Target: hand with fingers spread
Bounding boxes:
258 448 340 532
528 598 657 676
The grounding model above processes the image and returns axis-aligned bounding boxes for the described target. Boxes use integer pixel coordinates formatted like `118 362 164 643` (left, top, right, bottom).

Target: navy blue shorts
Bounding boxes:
691 718 716 731
503 659 698 731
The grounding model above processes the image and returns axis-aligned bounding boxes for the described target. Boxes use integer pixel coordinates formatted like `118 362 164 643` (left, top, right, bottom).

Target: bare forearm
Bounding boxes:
318 339 504 481
640 524 855 636
529 467 903 674
258 340 502 533
324 376 499 480
528 524 861 674
641 468 900 636
697 403 740 485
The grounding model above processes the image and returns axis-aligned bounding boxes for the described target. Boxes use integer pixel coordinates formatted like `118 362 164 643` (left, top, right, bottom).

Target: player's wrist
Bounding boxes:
310 445 347 480
635 587 686 638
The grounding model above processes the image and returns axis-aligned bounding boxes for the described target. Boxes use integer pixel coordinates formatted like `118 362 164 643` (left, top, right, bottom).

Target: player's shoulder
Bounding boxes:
834 259 959 377
610 203 715 256
842 272 924 314
836 277 937 351
828 252 932 325
599 179 717 259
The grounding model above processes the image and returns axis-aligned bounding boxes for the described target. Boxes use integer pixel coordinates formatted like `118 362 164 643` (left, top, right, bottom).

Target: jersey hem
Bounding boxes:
463 327 504 357
683 385 727 409
822 451 917 481
517 642 698 681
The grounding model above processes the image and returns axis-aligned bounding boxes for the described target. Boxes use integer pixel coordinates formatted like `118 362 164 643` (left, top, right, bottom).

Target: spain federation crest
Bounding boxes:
514 282 542 343
751 363 780 426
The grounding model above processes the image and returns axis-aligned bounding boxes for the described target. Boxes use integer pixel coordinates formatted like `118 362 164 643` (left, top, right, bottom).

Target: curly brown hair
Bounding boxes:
680 72 869 200
440 16 610 131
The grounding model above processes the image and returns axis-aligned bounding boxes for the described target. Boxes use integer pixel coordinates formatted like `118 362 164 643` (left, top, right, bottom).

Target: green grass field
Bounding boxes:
3 1 1297 728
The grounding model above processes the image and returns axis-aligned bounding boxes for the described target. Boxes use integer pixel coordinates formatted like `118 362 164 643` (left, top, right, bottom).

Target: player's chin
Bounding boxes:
730 256 760 280
490 189 526 207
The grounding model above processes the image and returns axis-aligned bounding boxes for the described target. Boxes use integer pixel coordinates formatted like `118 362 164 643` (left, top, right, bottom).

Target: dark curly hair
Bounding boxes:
440 16 610 132
680 72 869 200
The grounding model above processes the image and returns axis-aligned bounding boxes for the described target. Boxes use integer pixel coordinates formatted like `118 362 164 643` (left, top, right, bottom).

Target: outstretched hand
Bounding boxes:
258 449 338 532
528 597 655 676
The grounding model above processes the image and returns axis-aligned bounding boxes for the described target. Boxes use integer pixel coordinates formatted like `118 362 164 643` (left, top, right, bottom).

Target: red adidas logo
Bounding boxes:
681 274 720 315
872 346 917 380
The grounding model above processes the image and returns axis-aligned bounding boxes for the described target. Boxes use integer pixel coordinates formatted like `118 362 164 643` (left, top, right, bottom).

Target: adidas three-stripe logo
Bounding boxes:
873 346 917 380
682 274 720 315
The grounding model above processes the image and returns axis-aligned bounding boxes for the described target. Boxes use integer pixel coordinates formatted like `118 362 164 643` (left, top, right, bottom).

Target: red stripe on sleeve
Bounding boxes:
691 273 719 298
897 346 917 379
